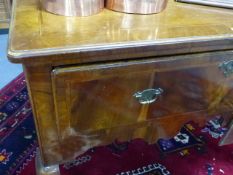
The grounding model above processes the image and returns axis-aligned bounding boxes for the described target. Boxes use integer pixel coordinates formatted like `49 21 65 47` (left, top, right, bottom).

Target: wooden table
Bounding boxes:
8 0 233 174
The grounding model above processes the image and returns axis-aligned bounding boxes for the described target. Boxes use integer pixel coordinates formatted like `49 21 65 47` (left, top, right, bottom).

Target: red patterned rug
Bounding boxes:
1 73 233 175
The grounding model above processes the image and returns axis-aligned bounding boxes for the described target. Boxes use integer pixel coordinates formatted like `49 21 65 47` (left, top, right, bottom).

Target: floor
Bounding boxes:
0 32 22 90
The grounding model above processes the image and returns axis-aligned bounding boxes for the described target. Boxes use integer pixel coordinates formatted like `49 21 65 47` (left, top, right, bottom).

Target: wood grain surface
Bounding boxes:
8 0 233 167
8 0 233 63
52 60 233 162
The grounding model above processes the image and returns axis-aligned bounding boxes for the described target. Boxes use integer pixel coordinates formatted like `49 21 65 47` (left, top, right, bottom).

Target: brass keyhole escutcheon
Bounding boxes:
133 88 163 105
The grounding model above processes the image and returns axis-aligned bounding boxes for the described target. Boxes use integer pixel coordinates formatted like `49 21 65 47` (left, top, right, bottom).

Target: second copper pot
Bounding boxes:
106 0 168 14
43 0 104 16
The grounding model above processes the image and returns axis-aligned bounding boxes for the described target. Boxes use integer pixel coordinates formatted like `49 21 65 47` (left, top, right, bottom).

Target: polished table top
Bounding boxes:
8 0 233 63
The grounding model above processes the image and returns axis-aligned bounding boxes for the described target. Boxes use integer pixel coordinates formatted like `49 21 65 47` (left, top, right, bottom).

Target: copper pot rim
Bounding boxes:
105 0 168 14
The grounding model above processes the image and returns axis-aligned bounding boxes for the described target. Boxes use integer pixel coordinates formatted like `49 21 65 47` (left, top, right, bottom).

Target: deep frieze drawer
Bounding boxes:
51 54 233 161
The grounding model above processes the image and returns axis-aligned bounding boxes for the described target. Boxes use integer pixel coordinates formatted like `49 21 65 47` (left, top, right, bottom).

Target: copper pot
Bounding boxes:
106 0 168 14
42 0 104 16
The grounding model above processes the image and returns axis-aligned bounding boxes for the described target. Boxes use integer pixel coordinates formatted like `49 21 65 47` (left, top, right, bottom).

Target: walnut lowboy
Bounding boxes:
7 0 233 174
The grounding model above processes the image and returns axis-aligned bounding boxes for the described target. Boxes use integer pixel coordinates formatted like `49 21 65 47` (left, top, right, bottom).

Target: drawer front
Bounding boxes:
52 53 233 160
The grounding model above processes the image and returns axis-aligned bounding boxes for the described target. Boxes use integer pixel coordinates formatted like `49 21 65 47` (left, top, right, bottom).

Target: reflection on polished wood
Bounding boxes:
8 0 233 63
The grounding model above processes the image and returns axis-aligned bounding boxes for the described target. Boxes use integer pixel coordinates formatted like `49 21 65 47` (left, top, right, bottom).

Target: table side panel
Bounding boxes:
23 65 63 165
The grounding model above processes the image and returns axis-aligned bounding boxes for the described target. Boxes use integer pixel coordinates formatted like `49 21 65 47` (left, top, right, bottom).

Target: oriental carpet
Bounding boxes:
0 73 233 175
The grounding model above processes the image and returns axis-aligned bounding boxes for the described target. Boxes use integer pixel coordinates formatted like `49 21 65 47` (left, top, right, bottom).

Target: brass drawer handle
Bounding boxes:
219 60 233 77
133 88 163 105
